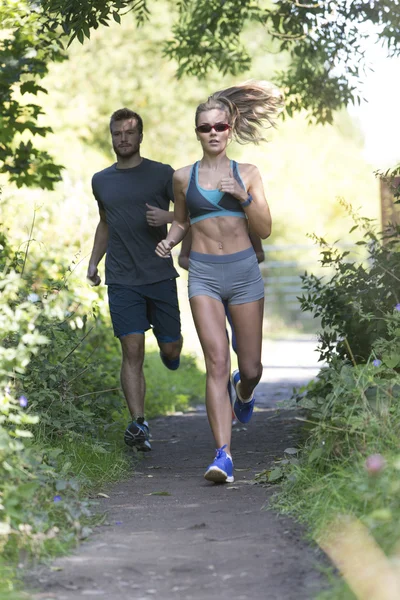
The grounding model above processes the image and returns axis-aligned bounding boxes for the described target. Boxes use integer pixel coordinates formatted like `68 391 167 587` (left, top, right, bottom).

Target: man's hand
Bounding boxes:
155 239 175 258
146 204 172 227
87 264 101 286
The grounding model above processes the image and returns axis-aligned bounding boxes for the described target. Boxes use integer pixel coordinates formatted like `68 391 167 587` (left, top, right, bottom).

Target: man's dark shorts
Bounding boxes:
107 279 181 342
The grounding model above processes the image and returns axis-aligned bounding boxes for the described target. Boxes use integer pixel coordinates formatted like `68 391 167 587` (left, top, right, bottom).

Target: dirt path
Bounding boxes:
27 339 326 600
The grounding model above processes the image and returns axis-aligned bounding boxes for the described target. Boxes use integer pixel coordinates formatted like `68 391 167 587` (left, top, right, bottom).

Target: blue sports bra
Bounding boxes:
186 160 247 224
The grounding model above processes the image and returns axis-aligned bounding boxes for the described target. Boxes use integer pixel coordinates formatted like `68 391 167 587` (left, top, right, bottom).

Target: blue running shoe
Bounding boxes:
160 351 180 371
204 445 234 483
230 369 255 424
124 419 151 451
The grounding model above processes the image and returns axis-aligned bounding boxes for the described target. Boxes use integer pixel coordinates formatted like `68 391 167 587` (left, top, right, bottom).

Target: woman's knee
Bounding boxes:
205 353 230 380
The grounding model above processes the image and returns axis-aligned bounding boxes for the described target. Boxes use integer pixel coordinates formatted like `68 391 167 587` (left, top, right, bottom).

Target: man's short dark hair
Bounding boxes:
110 108 143 135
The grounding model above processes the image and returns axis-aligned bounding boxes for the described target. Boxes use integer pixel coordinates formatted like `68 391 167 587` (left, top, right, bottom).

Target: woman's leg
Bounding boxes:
190 295 232 453
228 298 264 399
224 300 238 354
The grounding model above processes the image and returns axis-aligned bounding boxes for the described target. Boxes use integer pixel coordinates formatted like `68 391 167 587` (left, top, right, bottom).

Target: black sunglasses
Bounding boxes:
196 123 231 133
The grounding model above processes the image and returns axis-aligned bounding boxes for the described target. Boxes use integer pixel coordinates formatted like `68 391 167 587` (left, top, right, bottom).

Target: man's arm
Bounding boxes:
146 165 175 226
87 208 108 286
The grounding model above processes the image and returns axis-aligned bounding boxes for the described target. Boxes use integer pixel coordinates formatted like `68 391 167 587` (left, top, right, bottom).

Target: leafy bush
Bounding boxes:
272 313 400 599
270 200 400 599
298 204 400 363
0 269 91 564
284 204 400 462
2 241 204 441
0 229 205 575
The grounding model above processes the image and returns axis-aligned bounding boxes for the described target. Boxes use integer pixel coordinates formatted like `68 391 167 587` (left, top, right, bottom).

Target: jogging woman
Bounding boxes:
156 81 283 483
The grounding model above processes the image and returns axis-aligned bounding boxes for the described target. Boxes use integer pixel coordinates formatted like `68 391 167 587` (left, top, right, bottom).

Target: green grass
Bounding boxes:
0 560 27 600
58 350 205 489
273 418 400 599
143 350 205 418
51 435 133 491
1 347 206 597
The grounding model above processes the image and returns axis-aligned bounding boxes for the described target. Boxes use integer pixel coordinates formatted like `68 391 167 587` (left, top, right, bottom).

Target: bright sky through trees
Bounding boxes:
349 43 400 168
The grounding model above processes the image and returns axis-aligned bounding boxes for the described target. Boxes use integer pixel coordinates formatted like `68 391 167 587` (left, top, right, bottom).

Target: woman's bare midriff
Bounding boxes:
191 216 251 255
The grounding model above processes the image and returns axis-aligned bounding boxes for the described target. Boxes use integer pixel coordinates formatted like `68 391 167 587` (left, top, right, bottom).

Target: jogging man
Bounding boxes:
87 108 182 451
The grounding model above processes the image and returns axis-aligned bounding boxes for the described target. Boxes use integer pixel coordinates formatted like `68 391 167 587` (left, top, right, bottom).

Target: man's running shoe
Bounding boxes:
160 351 180 371
124 419 151 451
230 369 255 424
204 445 234 483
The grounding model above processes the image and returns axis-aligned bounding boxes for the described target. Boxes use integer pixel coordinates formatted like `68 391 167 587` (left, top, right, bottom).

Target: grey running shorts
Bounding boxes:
188 247 264 305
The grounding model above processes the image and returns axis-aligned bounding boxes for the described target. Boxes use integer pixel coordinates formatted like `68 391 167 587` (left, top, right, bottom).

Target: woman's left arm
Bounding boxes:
244 165 272 239
248 226 265 263
219 164 271 239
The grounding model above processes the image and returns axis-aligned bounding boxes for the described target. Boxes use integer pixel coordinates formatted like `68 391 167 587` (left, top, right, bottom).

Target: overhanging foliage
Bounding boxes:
164 0 400 124
0 1 65 189
1 0 400 189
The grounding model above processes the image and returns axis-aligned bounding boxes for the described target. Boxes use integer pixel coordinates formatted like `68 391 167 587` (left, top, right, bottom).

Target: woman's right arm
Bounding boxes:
178 228 192 270
155 169 190 258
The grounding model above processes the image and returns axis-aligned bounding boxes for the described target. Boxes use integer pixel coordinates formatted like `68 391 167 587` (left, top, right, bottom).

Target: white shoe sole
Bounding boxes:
204 466 234 483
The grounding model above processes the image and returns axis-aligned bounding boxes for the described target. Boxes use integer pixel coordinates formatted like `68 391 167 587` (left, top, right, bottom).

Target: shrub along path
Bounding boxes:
27 338 326 600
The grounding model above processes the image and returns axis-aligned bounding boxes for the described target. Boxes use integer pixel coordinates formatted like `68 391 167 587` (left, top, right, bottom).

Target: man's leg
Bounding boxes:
107 284 152 451
146 278 183 370
119 333 145 418
120 333 151 451
159 336 183 370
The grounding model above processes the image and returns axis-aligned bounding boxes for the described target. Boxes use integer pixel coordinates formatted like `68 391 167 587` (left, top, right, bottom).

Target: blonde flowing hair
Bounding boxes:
195 80 284 144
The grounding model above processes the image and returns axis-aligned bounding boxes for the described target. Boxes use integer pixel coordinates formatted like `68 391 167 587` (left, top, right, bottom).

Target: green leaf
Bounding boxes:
20 81 48 96
308 448 323 464
383 354 400 369
56 480 68 491
284 448 298 455
92 445 109 454
16 482 39 499
268 468 283 483
299 397 317 409
368 509 392 522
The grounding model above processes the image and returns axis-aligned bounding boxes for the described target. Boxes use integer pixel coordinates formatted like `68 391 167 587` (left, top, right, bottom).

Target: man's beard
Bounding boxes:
113 143 139 158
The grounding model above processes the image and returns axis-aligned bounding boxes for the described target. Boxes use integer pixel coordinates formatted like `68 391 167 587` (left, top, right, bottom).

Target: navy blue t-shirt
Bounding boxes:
92 158 178 286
